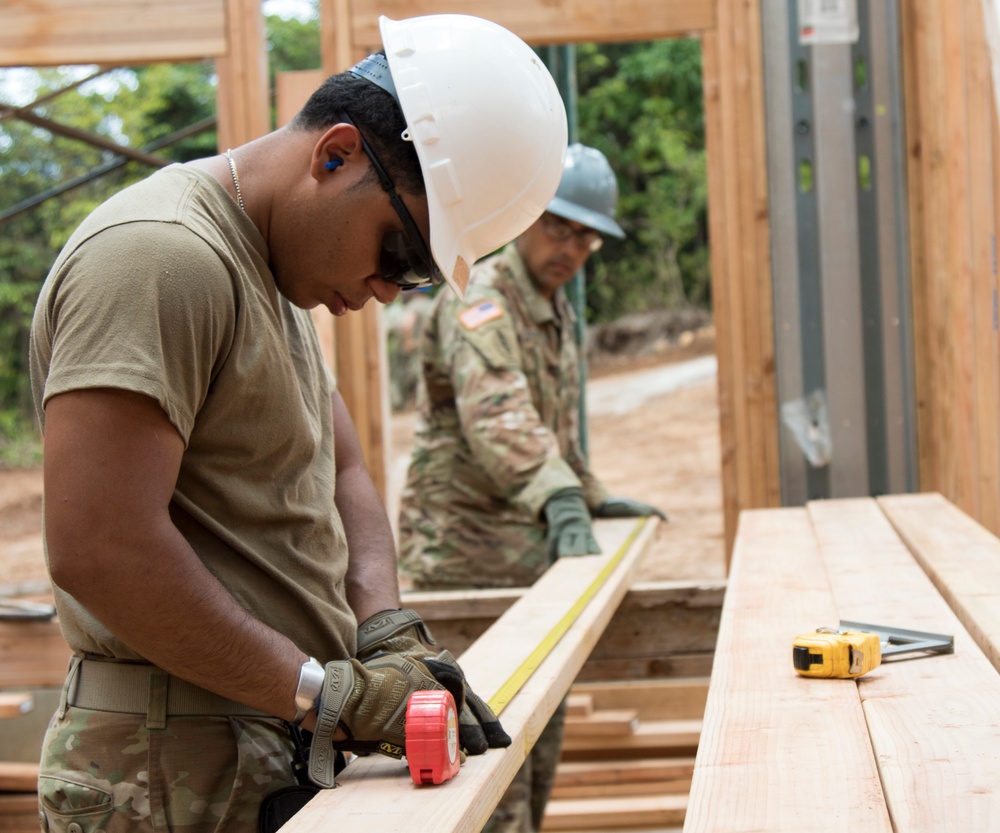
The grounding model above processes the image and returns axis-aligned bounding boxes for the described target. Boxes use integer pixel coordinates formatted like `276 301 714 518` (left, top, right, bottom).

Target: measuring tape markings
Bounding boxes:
486 516 650 715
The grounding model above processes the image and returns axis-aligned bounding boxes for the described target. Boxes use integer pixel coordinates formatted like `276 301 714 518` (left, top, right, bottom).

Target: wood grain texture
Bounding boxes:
0 0 226 65
282 517 656 833
0 762 38 792
808 498 1000 831
878 492 1000 673
348 0 715 49
685 508 892 833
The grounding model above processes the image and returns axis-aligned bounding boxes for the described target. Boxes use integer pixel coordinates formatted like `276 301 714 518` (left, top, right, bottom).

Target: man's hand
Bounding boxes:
543 489 602 560
593 496 668 521
356 610 511 755
309 653 461 787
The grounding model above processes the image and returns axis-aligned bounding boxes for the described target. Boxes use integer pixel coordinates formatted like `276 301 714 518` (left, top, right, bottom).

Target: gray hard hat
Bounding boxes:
546 143 625 239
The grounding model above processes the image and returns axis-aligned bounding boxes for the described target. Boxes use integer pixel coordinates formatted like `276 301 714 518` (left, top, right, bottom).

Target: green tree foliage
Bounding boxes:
0 15 316 456
575 39 708 322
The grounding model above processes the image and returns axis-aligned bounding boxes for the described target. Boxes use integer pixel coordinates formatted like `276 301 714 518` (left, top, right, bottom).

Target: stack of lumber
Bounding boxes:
0 606 67 833
540 678 707 832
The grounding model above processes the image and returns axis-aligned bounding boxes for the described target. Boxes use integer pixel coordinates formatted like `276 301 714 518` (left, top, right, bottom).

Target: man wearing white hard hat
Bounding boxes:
398 144 666 833
30 14 566 832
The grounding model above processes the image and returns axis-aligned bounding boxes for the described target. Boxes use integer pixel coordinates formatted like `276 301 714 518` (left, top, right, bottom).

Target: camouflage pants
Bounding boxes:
481 698 568 833
38 707 298 833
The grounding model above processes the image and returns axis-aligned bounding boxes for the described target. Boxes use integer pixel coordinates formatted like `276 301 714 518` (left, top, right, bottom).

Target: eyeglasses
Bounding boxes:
539 213 604 252
340 112 442 291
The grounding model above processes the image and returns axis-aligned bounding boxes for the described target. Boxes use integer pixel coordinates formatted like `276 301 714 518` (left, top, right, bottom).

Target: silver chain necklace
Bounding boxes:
224 149 245 212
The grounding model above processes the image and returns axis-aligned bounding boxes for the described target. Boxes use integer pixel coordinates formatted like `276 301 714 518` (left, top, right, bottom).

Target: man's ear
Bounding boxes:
309 122 362 181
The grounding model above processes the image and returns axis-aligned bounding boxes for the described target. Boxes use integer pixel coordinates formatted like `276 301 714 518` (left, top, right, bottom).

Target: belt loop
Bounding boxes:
146 670 169 729
57 655 83 719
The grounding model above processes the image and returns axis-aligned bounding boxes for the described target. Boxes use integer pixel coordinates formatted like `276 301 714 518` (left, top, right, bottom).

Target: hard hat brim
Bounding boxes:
546 196 626 239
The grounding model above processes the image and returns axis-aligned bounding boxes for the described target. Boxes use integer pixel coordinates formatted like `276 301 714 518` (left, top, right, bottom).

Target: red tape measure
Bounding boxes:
405 689 460 785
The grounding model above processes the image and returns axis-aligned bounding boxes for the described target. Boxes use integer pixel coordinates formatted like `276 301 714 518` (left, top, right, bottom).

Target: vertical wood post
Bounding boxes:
216 0 269 150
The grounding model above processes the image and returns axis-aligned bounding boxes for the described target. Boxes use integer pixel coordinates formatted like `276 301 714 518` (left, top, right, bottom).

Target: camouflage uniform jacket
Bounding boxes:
398 243 608 588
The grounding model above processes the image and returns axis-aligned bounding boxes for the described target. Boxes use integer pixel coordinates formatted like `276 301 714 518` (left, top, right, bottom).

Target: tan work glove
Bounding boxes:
308 653 458 787
356 609 511 755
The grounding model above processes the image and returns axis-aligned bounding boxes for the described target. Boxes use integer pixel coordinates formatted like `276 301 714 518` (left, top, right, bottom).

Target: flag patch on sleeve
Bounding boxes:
459 300 504 330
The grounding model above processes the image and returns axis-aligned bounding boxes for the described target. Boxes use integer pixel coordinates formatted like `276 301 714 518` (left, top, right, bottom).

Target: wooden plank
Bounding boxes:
0 621 71 689
900 0 938 494
215 0 269 151
564 694 593 718
685 508 892 833
404 581 724 674
552 758 695 799
0 0 226 66
0 794 39 833
570 678 708 721
968 0 1000 532
348 0 715 49
282 517 658 833
540 793 687 831
942 1 979 515
0 694 33 719
563 709 638 738
560 719 700 758
878 492 1000 673
573 654 714 684
0 763 39 793
808 498 1000 829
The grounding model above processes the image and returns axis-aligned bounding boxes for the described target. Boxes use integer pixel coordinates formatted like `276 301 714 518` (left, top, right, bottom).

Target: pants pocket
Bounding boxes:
39 773 115 833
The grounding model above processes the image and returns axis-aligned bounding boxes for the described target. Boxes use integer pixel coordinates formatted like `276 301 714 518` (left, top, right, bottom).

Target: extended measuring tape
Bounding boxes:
404 517 650 785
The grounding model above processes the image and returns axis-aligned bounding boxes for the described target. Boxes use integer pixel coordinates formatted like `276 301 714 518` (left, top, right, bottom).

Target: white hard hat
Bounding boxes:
377 14 568 298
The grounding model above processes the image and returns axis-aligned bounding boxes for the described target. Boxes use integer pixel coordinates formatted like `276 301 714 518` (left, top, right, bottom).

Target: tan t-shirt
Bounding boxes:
30 165 356 662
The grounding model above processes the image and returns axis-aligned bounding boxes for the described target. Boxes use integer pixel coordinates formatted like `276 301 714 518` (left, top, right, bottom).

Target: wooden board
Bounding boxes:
552 757 695 799
685 508 893 832
0 694 33 720
404 581 725 672
0 762 38 793
879 492 1000 673
0 0 226 65
348 0 715 49
809 498 1000 829
563 709 638 737
560 719 700 757
570 678 709 721
540 793 687 831
282 517 657 833
0 622 70 689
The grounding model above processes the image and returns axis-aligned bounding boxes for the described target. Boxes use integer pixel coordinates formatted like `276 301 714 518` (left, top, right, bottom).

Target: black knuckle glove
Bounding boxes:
431 649 511 755
594 496 668 521
308 655 443 788
543 488 602 561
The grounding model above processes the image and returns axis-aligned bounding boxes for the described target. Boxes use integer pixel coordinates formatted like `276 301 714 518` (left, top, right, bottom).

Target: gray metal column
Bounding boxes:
761 0 917 504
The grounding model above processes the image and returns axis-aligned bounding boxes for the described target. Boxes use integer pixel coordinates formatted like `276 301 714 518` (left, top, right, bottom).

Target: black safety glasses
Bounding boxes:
339 112 442 290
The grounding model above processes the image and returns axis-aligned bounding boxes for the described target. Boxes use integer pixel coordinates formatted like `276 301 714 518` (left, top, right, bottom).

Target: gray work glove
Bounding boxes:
543 488 602 561
593 496 668 521
308 653 460 787
356 609 511 755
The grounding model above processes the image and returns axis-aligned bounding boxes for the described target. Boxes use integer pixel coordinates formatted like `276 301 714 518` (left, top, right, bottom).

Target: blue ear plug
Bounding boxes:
325 158 344 171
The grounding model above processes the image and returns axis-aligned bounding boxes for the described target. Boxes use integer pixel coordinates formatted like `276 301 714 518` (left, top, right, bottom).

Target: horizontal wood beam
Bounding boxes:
0 0 227 66
349 0 716 50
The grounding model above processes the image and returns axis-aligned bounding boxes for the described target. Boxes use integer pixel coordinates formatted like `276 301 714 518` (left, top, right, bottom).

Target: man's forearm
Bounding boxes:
336 461 401 623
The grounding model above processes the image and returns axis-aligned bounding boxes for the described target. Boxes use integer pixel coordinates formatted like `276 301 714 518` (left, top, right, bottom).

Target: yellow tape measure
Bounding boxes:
487 517 649 715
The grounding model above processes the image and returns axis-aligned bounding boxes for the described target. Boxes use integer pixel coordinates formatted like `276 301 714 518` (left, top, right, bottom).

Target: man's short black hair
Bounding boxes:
291 67 424 195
